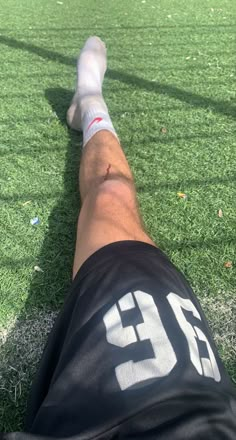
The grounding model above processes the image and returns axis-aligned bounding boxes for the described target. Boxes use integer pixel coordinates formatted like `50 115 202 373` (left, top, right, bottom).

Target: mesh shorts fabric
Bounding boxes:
3 241 236 440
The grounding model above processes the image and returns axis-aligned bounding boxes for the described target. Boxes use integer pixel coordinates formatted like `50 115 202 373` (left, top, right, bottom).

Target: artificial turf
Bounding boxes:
0 0 235 432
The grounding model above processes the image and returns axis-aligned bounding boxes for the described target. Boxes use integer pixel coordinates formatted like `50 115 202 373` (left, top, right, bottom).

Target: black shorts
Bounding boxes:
7 242 236 439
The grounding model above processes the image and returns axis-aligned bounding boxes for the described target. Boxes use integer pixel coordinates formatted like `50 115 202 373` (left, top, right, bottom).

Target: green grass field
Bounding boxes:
0 0 235 432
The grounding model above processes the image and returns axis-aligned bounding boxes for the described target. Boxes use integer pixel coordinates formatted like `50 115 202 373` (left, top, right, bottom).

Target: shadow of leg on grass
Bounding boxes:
0 34 235 120
0 88 82 432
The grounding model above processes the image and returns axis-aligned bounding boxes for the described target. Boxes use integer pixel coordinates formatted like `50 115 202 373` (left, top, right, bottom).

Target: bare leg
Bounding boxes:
73 131 155 277
67 37 156 278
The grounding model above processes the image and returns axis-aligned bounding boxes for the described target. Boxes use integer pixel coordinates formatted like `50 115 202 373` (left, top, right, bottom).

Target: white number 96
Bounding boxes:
103 291 220 390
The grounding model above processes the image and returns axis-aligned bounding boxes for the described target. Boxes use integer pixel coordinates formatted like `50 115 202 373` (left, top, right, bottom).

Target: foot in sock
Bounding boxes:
67 36 107 132
67 36 119 147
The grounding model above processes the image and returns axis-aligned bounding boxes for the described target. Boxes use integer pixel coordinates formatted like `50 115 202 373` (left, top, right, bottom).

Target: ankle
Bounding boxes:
80 94 107 121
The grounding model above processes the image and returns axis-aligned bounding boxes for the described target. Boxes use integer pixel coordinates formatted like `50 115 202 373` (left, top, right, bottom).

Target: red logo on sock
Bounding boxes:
87 117 103 131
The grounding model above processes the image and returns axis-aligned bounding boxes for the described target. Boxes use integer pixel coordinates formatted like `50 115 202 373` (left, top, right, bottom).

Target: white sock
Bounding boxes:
67 36 119 147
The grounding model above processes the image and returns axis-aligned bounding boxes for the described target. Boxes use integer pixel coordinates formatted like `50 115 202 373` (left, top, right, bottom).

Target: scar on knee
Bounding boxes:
104 164 111 180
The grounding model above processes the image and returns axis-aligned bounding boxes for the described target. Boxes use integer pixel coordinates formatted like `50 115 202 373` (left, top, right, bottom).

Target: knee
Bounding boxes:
92 178 136 214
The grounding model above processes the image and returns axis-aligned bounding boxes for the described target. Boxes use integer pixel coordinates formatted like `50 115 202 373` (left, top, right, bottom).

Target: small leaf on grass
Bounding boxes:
224 261 232 268
160 127 167 134
218 208 223 217
177 192 187 199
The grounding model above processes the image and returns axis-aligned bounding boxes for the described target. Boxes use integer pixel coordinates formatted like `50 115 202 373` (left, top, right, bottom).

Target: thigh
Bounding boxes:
73 179 155 277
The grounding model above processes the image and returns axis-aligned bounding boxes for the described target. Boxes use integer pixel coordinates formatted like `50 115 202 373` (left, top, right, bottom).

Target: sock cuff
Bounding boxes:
82 111 119 147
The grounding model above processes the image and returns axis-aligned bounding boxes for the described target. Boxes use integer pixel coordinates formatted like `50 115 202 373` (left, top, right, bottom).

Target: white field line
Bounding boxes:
0 311 58 402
